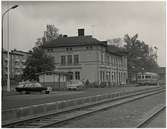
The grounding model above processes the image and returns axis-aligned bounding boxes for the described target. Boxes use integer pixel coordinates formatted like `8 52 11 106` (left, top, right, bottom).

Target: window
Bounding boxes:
68 72 73 80
107 55 109 65
67 55 72 65
61 56 66 65
106 72 110 82
102 71 105 81
101 53 103 64
100 71 105 82
75 72 80 80
142 75 145 79
47 49 53 52
74 55 79 64
100 71 103 82
113 57 115 66
137 75 141 79
146 75 151 79
112 72 114 81
86 46 93 50
66 48 72 51
101 53 105 64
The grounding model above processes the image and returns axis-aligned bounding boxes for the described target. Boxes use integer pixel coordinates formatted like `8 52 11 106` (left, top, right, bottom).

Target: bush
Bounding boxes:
87 82 97 88
100 82 107 88
84 80 101 88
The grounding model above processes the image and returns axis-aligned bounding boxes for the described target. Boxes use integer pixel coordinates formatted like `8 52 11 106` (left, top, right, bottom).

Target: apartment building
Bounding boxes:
42 29 128 86
2 49 30 86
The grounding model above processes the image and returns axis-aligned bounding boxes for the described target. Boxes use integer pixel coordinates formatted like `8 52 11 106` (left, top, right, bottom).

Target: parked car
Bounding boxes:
15 81 52 94
67 80 84 90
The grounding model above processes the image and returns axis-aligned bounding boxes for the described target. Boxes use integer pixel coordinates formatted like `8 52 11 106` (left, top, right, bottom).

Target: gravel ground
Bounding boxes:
2 86 155 110
145 109 166 128
59 92 166 128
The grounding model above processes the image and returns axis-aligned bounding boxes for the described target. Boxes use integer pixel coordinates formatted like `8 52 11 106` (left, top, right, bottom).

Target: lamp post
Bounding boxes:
2 5 19 92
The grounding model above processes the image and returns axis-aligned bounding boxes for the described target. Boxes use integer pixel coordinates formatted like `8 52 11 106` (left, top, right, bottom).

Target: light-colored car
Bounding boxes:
16 81 51 94
67 80 84 90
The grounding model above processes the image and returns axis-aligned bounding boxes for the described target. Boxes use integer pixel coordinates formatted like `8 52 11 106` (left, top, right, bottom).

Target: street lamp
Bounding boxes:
2 5 19 92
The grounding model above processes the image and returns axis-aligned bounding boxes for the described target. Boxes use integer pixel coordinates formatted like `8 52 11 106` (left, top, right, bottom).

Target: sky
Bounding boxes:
2 1 166 67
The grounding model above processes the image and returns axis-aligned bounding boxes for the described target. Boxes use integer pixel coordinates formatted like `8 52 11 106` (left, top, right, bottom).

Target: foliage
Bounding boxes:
124 34 159 75
36 24 68 47
22 47 55 81
43 25 59 42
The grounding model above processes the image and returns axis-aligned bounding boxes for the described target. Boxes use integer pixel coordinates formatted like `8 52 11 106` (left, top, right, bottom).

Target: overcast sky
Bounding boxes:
2 1 166 67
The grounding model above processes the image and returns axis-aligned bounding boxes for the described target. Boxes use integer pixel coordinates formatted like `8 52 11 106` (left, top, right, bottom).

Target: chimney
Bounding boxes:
78 28 84 36
63 35 68 37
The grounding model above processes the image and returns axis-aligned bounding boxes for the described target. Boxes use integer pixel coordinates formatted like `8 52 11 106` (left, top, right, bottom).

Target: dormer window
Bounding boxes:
66 48 72 51
86 46 93 50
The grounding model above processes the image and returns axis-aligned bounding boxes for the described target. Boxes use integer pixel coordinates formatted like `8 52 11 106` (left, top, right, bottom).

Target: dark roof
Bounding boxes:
42 35 127 56
107 45 128 56
3 49 31 56
42 36 107 48
11 49 31 55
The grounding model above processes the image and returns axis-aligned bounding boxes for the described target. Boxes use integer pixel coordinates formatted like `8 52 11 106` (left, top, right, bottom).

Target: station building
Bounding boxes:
42 29 128 86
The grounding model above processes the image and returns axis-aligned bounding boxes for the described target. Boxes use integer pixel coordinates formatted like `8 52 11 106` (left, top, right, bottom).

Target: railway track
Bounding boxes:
136 104 165 128
3 87 165 128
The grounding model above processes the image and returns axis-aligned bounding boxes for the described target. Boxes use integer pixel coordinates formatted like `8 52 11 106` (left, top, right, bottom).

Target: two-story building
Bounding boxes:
42 29 128 86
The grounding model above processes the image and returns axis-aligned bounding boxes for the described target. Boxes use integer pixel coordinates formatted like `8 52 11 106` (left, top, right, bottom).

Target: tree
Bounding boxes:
35 38 43 47
124 34 159 81
43 25 59 42
22 47 55 81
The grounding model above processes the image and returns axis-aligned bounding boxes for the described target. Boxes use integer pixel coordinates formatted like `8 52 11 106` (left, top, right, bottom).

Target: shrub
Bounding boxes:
85 80 90 88
100 82 106 88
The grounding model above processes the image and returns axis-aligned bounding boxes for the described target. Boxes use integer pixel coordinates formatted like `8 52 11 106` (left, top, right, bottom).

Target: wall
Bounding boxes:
45 46 99 83
44 45 128 85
